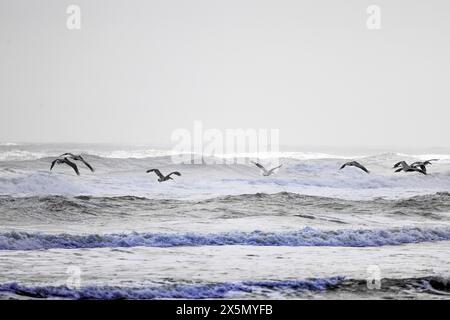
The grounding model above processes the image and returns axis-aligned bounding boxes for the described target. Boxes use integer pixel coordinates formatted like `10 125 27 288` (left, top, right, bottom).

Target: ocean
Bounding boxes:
0 143 449 299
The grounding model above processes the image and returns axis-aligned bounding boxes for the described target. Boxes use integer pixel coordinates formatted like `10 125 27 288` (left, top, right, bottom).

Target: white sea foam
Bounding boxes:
0 145 448 199
1 144 450 300
0 142 19 146
0 155 449 200
0 150 48 161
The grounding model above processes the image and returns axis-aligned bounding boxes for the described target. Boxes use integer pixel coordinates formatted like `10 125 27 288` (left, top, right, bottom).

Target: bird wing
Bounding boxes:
59 153 75 158
63 158 80 175
167 171 181 178
251 161 266 170
146 169 164 179
339 163 348 170
393 161 404 168
407 167 426 175
399 161 409 169
418 165 427 173
80 158 95 172
50 159 59 171
268 164 282 174
251 161 270 174
353 162 369 173
415 168 427 175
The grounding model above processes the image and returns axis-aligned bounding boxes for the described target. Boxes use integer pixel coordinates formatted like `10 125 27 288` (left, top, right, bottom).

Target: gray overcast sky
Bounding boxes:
1 0 449 149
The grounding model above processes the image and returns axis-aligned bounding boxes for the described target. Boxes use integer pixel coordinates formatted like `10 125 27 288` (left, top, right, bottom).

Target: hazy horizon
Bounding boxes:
2 141 450 156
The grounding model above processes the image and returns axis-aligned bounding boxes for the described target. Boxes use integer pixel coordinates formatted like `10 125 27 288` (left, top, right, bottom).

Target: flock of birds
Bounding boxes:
50 153 181 182
339 159 439 175
49 153 439 182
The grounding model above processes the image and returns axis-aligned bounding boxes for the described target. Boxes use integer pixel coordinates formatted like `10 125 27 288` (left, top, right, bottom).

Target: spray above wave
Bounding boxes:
1 162 450 201
1 227 450 250
1 145 450 198
0 147 178 161
0 277 345 299
1 142 449 162
0 143 360 162
0 142 19 146
0 148 353 162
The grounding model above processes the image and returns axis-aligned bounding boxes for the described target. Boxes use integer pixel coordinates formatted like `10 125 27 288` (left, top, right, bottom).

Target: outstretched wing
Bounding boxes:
394 161 408 169
146 169 164 179
413 168 427 175
353 162 369 173
418 164 427 173
50 159 59 171
167 171 181 178
59 152 75 158
393 161 404 168
251 161 266 171
339 163 348 170
80 158 95 172
63 158 80 175
268 164 282 174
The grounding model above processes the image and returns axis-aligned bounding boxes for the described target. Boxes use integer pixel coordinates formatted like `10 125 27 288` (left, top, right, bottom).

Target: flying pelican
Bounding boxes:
50 158 80 175
339 161 369 173
59 153 95 172
393 159 438 169
251 161 282 176
146 169 181 182
393 161 426 175
409 159 439 173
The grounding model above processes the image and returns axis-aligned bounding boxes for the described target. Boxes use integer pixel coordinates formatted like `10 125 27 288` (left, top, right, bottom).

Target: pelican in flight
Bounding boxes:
409 159 439 174
59 153 95 172
251 161 282 176
146 169 181 182
393 161 426 175
50 158 80 175
339 161 369 173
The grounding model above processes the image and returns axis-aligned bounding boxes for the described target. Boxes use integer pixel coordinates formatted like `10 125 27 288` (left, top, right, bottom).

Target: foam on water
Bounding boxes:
1 145 450 299
0 277 345 299
1 227 449 250
1 151 450 200
1 276 449 299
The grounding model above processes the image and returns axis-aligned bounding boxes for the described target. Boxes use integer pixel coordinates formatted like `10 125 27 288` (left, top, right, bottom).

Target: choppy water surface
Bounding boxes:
0 144 449 299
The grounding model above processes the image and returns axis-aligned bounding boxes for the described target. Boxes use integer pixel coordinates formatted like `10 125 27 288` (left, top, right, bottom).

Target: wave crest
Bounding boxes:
1 227 450 250
1 276 449 299
0 277 344 299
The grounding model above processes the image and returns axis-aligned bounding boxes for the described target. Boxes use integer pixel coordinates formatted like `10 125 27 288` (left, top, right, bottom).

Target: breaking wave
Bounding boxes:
0 277 344 299
1 227 450 250
1 146 450 200
1 276 449 299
